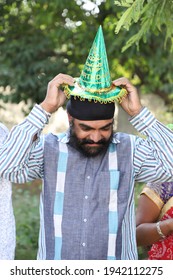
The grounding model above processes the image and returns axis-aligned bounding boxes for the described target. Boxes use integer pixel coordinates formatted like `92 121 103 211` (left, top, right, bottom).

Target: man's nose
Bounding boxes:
89 131 102 143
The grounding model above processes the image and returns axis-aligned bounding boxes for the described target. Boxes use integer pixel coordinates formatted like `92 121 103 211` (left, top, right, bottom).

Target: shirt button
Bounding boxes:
85 195 88 199
87 176 90 179
82 243 86 247
83 218 87 223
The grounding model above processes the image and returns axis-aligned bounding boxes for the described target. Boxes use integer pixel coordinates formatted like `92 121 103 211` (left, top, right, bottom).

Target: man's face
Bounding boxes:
69 117 114 157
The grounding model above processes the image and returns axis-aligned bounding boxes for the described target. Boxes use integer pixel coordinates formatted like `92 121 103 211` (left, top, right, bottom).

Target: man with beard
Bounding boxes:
0 27 173 260
67 98 114 158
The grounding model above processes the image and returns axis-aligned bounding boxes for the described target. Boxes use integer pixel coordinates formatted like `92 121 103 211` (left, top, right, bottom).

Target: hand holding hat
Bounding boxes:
113 77 143 117
41 26 143 119
41 74 74 113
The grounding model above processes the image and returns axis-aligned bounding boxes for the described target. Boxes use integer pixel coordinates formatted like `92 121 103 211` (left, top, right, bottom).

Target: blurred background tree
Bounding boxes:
0 0 172 111
115 0 173 110
115 0 173 52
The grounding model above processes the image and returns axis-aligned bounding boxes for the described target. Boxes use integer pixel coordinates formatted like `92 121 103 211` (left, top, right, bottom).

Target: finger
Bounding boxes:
112 77 130 86
113 78 137 95
52 73 75 86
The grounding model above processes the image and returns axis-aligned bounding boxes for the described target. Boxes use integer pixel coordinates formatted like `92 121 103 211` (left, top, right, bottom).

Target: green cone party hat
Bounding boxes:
64 26 127 103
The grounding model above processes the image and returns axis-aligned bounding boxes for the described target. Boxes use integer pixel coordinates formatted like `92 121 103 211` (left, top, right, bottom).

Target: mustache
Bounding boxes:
80 139 107 145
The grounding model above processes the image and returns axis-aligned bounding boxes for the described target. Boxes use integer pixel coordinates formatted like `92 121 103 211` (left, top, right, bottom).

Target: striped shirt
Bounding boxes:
0 104 173 259
0 123 16 260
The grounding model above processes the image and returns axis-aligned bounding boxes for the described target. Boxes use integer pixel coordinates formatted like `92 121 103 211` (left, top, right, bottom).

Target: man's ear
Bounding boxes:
67 113 73 123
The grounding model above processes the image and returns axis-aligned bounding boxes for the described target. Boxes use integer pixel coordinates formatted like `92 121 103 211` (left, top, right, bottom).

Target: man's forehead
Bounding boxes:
74 118 114 129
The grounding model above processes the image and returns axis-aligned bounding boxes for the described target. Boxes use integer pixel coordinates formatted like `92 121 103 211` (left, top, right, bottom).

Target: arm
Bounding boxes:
0 74 74 183
0 124 15 259
113 78 173 183
131 109 173 182
136 193 173 246
0 106 47 183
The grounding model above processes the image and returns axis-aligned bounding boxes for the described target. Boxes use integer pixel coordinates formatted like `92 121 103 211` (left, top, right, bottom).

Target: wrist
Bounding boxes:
156 221 166 239
40 102 57 114
130 106 144 117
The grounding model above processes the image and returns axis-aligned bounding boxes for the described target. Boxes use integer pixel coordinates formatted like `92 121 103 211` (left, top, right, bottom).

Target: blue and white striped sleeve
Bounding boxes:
130 107 173 183
0 104 51 183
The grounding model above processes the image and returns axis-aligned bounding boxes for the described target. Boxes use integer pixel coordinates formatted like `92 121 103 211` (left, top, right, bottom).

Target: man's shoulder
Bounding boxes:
0 123 9 145
112 132 136 143
44 132 69 144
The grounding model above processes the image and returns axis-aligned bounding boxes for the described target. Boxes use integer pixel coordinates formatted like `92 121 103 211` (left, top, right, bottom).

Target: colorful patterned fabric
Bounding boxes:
148 204 173 260
147 182 173 204
144 182 173 260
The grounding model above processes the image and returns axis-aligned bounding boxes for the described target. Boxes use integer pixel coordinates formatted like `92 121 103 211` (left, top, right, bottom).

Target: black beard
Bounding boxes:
68 125 113 158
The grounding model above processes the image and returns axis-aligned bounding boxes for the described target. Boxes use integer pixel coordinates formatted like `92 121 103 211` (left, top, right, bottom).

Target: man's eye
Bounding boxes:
82 127 91 132
101 127 110 131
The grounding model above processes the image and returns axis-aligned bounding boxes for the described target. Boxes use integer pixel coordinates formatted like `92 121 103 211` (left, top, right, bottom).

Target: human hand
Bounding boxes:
40 73 74 113
113 77 143 117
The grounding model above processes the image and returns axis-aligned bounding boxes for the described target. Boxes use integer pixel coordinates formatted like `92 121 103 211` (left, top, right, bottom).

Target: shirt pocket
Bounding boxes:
117 171 130 204
91 170 120 204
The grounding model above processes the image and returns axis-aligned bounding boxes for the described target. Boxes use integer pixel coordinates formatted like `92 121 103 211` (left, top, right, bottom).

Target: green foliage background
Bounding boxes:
0 0 173 111
13 182 41 260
